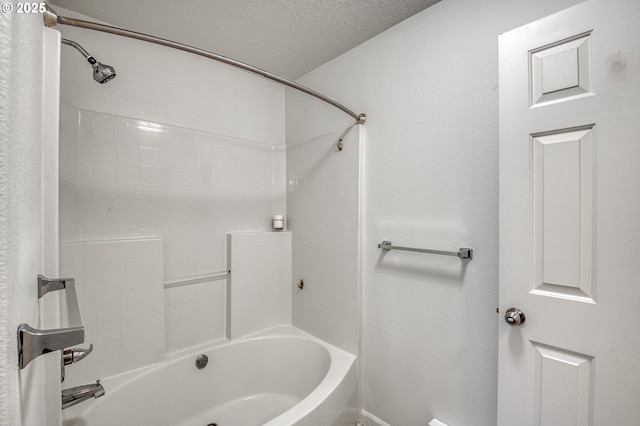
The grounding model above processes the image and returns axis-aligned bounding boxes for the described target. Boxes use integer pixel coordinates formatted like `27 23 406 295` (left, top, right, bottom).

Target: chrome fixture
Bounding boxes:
298 279 304 290
62 380 105 409
337 138 344 151
18 324 84 369
18 275 85 369
38 274 75 298
63 343 94 365
61 38 116 84
61 343 94 382
378 240 473 260
43 4 365 124
195 354 209 369
504 308 526 326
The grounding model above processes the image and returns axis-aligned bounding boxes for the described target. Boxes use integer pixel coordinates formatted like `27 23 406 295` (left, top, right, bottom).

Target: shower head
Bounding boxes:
89 59 116 84
61 38 116 84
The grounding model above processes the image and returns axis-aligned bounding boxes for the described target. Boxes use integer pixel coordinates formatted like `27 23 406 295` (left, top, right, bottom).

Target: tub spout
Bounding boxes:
62 380 105 409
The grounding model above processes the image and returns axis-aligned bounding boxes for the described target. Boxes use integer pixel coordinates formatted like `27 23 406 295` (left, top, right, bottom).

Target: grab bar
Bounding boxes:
18 275 85 369
163 270 230 289
378 240 473 260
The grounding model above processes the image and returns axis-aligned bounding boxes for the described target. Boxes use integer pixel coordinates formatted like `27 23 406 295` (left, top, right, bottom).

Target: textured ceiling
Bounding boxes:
50 0 441 79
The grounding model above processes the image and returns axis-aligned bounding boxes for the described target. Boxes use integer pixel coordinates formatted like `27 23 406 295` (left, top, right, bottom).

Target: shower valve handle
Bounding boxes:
63 343 93 365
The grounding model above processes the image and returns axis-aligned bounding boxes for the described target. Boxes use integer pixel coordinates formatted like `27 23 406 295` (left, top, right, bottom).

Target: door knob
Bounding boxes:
504 308 525 326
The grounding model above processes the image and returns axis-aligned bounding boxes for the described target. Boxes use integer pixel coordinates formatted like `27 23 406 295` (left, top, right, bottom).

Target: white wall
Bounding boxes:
0 8 49 426
286 122 361 354
59 107 285 277
227 232 292 340
55 9 284 144
56 7 287 358
288 0 583 424
60 238 165 387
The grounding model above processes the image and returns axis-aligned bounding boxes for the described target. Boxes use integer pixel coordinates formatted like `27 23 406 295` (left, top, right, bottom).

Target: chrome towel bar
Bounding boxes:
18 275 85 369
378 240 473 260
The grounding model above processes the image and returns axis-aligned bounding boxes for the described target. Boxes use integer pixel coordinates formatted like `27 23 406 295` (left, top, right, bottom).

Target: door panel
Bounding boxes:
530 32 592 106
531 126 595 302
498 1 640 424
530 342 593 426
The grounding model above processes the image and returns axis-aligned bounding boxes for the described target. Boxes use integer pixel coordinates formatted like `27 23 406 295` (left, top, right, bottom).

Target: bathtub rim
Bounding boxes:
62 325 357 425
263 326 357 425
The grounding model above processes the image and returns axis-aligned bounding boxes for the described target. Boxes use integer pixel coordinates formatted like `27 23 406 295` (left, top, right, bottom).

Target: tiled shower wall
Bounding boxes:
60 104 286 353
60 238 164 386
286 125 361 354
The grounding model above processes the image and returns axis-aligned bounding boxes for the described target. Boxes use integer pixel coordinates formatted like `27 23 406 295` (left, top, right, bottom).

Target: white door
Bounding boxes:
498 1 640 425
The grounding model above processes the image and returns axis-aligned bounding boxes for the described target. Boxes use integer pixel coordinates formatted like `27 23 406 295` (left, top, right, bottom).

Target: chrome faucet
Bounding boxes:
61 344 93 382
64 343 93 365
62 380 105 409
18 324 84 369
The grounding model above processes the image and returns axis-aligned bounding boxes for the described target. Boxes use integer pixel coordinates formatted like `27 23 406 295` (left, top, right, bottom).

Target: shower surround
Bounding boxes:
56 5 362 421
59 105 286 361
60 106 286 276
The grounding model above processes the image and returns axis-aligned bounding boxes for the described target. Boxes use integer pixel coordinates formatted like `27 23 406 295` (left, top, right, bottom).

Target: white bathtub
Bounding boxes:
62 326 357 426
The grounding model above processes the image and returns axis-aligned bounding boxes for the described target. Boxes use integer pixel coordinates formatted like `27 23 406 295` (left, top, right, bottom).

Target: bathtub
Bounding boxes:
62 326 357 426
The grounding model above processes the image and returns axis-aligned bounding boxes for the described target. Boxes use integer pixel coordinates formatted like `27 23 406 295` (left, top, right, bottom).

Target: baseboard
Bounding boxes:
359 410 393 426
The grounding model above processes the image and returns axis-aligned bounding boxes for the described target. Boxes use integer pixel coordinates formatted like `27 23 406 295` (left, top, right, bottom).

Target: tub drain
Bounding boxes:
195 354 209 369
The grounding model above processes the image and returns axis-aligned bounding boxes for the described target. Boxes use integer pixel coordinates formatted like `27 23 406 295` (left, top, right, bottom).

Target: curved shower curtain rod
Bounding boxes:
43 4 366 125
